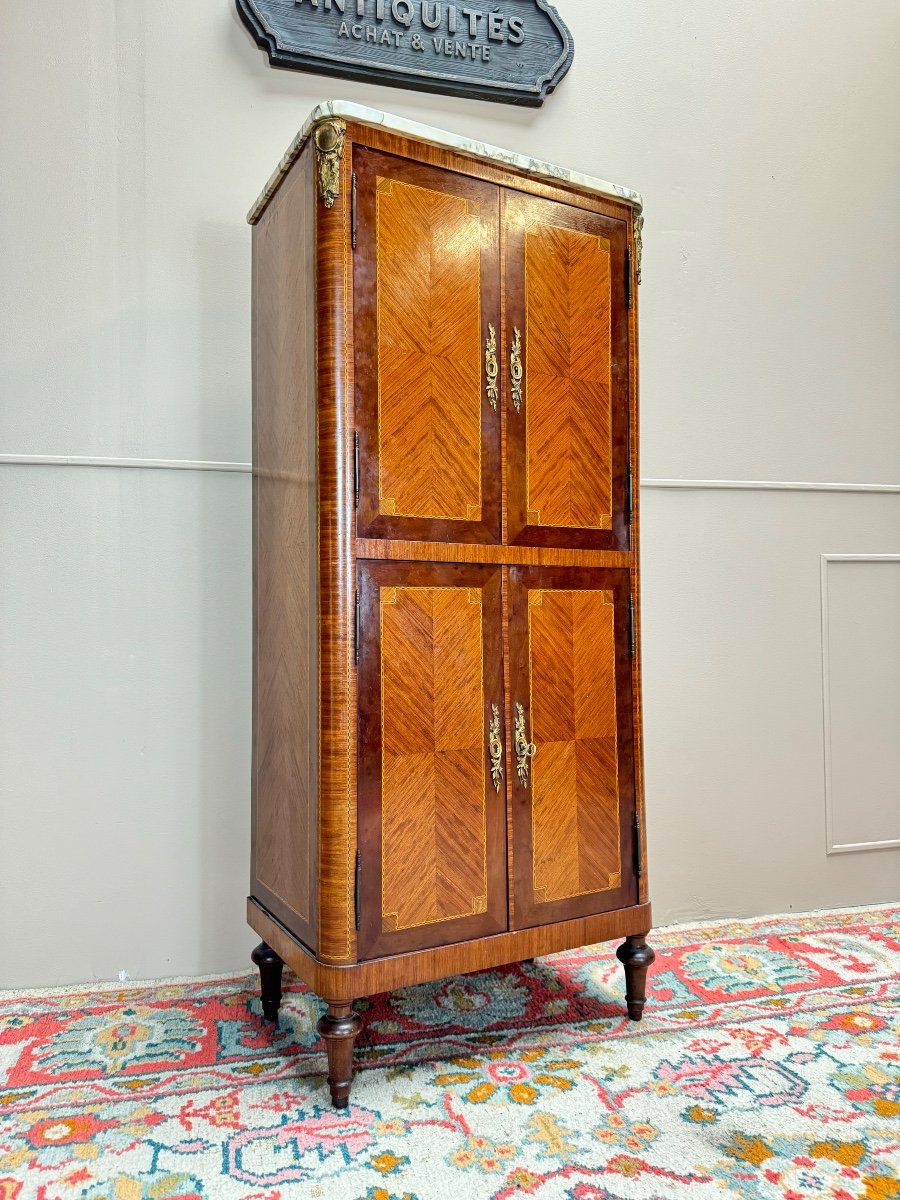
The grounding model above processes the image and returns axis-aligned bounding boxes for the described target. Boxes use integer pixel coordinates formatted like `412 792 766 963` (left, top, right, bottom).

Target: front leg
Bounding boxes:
616 934 655 1021
251 942 284 1022
317 1000 362 1109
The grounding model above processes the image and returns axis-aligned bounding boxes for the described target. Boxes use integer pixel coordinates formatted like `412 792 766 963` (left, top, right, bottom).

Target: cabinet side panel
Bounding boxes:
251 146 318 951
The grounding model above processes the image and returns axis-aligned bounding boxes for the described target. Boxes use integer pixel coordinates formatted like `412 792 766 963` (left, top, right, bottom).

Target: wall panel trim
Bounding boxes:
2 457 899 493
821 553 900 855
642 478 900 495
0 454 251 474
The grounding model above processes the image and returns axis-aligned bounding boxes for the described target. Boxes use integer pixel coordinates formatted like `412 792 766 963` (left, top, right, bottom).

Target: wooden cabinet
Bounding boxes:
247 103 654 1109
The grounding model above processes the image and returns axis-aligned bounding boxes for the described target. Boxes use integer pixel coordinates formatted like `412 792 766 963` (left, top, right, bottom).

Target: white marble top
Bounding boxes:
247 99 643 224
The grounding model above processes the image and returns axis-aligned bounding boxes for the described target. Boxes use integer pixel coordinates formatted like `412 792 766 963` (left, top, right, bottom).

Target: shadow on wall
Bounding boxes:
196 218 256 974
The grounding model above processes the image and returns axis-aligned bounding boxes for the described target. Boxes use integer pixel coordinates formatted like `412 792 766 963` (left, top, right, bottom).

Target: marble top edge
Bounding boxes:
247 99 643 224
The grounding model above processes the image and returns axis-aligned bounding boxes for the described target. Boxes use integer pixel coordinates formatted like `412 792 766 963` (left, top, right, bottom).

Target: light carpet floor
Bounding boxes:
1 905 898 1199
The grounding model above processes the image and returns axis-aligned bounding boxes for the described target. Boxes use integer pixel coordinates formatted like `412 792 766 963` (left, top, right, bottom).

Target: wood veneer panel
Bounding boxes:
316 139 359 964
504 191 630 551
354 539 633 569
251 146 317 950
507 566 637 928
357 560 508 958
354 149 501 545
249 896 652 1002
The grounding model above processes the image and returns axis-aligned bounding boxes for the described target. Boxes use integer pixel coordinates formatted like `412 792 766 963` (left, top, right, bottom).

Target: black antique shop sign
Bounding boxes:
236 0 574 106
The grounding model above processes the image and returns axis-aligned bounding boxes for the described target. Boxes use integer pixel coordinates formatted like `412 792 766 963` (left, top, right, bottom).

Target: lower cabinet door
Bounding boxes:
507 566 638 929
357 560 508 958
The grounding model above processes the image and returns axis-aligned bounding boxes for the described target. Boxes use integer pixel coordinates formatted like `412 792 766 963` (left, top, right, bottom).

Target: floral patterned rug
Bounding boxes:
1 905 898 1200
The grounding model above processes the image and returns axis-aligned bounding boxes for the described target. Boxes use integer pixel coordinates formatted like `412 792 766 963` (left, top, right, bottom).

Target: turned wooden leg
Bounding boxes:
251 942 284 1023
316 1000 362 1109
616 934 656 1022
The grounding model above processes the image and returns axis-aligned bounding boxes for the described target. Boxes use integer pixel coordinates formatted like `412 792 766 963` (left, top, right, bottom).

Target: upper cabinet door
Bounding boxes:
354 149 502 545
357 560 508 958
503 192 631 550
507 566 638 929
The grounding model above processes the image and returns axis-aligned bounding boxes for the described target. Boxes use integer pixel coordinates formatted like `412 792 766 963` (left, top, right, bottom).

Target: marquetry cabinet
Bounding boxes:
247 102 653 1108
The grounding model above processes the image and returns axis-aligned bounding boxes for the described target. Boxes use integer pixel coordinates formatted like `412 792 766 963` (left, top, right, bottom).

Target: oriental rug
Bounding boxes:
1 904 897 1200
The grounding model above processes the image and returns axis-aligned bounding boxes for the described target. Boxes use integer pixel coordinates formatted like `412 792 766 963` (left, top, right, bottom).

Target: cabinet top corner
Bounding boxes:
247 100 644 226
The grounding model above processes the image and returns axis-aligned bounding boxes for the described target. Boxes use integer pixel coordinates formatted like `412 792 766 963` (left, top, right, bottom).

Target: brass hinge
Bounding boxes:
353 432 360 508
628 595 636 659
625 246 633 310
626 464 634 525
351 171 358 250
354 850 361 930
354 590 361 666
633 810 643 881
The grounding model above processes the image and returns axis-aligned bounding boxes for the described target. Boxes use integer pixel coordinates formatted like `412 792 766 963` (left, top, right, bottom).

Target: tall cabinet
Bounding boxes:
247 103 654 1108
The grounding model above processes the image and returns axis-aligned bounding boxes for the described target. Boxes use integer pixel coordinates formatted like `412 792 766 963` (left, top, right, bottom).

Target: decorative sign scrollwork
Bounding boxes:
236 0 575 109
488 704 504 793
485 324 499 411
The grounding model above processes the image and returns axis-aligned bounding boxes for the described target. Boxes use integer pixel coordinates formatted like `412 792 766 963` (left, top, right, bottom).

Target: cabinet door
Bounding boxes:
503 191 631 550
357 560 508 957
354 149 501 545
507 566 637 928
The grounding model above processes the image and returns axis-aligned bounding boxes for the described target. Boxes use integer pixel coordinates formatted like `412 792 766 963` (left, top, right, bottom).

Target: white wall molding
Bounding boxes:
821 553 900 856
642 478 900 495
0 454 252 474
2 456 900 493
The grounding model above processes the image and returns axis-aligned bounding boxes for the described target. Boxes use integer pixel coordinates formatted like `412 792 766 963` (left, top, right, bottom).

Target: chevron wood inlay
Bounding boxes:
376 177 483 522
354 150 501 545
380 584 487 929
357 560 507 958
525 224 612 531
529 589 621 903
503 190 629 553
507 566 635 929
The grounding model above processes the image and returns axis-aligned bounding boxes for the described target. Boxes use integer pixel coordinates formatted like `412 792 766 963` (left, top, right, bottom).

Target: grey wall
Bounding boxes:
1 0 898 987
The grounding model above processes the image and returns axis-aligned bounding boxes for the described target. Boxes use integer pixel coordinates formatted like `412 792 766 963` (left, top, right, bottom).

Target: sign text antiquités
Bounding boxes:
296 0 525 61
237 0 574 107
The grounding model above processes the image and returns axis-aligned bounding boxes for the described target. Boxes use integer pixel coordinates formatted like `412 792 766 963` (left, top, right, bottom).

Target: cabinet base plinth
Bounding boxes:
249 896 653 1107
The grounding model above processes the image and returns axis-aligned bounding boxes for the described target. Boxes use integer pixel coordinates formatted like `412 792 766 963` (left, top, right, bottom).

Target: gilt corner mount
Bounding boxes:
235 0 574 107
